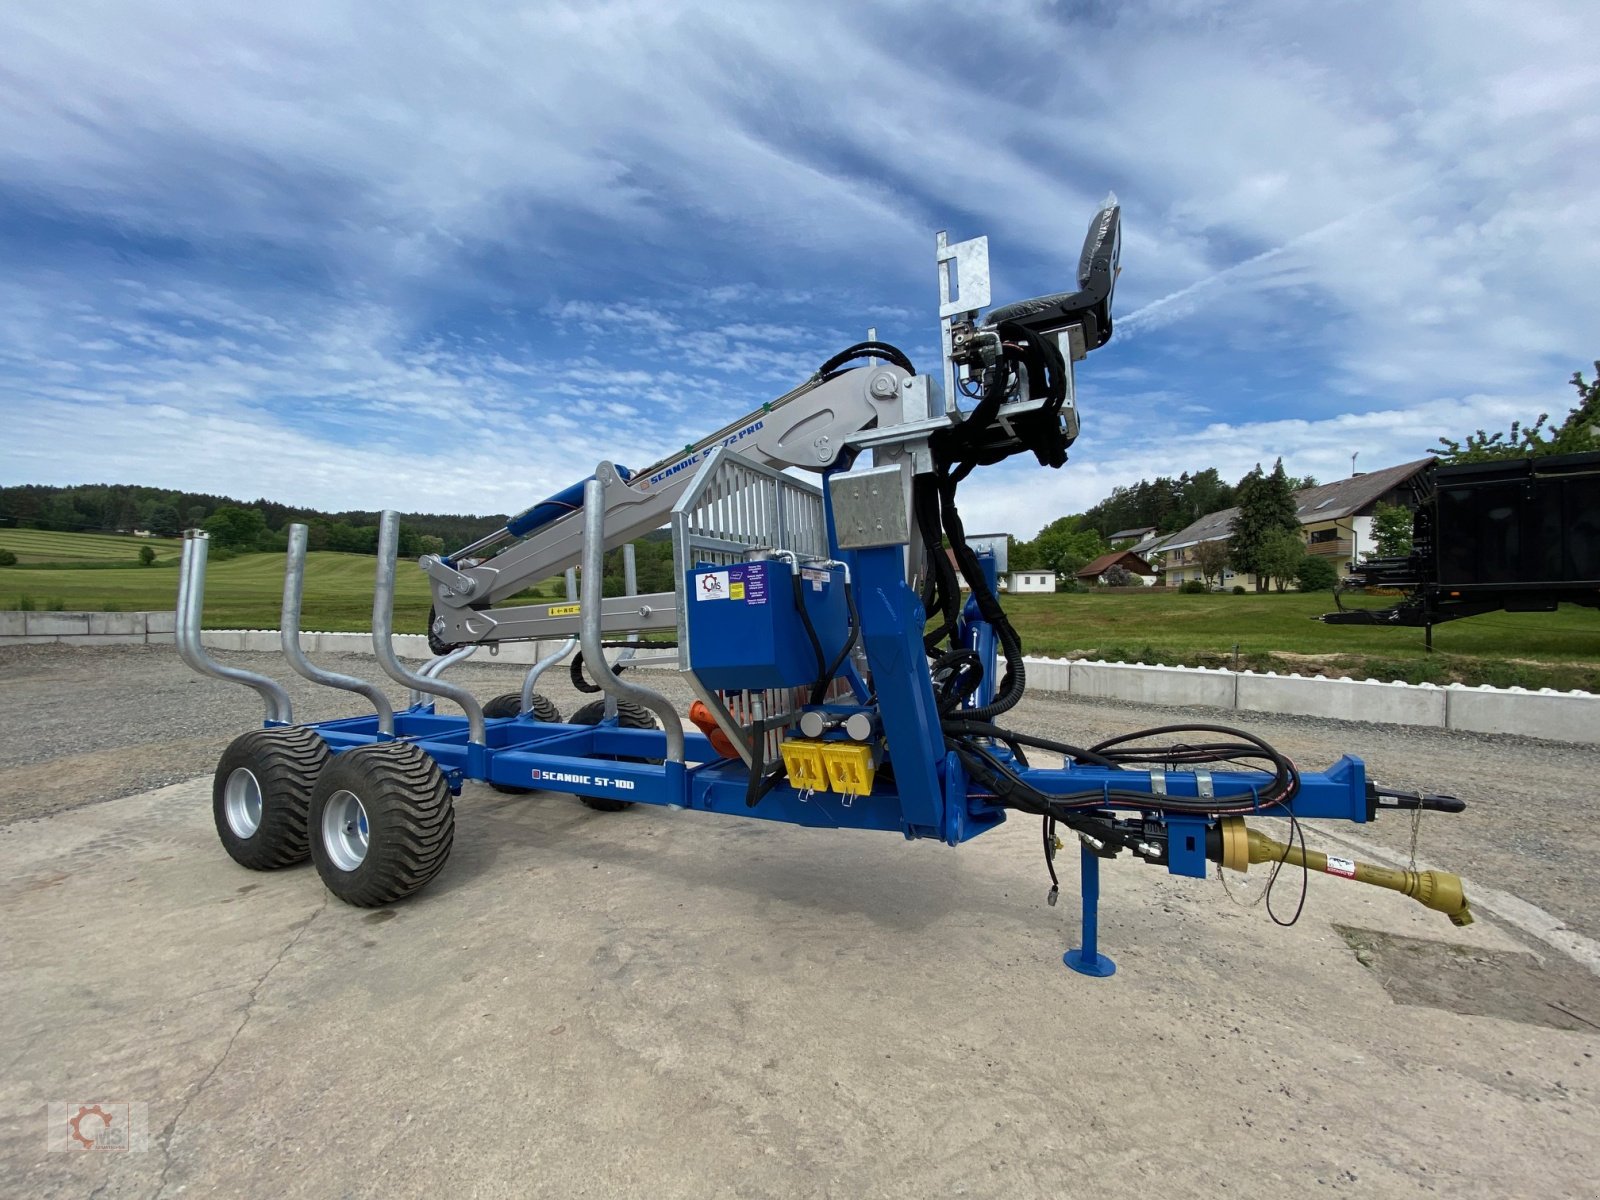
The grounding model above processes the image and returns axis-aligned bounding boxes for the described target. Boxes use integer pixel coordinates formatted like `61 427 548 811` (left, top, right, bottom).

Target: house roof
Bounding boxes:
1077 550 1156 578
1157 506 1239 553
1157 458 1432 551
1290 458 1432 522
1109 526 1156 541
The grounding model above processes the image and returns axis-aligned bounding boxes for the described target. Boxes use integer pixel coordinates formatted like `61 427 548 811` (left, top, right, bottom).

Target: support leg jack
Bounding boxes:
1063 842 1116 978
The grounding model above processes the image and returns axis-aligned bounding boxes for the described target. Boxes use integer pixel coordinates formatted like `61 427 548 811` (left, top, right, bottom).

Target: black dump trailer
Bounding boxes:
1324 450 1600 632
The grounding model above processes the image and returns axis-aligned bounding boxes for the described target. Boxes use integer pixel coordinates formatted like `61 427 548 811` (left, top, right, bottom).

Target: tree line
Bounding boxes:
1009 462 1321 583
0 483 508 555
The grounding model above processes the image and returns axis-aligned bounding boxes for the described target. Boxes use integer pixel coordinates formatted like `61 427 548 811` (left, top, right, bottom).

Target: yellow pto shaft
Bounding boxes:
1216 817 1473 927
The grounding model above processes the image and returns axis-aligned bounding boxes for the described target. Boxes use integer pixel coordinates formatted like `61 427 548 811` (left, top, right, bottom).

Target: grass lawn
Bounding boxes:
5 531 1595 690
1002 590 1600 691
0 547 563 632
0 528 183 565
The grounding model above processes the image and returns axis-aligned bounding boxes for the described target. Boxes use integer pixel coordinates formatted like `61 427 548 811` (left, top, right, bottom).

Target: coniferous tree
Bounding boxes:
1229 459 1301 588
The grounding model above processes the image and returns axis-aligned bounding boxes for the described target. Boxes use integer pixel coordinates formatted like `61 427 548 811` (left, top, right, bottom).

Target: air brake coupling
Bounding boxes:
1212 817 1473 927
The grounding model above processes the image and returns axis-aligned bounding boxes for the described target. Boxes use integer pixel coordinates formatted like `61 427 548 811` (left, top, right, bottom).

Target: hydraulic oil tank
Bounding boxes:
684 558 850 691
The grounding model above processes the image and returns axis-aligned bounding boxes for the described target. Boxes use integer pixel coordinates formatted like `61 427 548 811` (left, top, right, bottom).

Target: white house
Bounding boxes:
1006 571 1057 593
1157 458 1431 589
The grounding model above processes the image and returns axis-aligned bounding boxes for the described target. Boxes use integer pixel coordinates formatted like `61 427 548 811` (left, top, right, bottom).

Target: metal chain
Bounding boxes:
1217 859 1270 908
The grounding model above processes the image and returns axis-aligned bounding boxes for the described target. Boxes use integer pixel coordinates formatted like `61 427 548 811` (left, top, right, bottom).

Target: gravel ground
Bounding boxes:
4 641 1600 947
4 643 1599 1197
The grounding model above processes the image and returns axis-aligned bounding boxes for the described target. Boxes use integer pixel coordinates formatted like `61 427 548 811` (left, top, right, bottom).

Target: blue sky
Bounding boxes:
2 0 1597 536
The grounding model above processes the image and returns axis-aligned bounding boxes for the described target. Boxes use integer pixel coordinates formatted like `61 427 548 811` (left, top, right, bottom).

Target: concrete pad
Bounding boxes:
1237 672 1447 728
74 634 150 647
0 611 27 637
144 610 177 634
24 613 90 637
1 778 1593 1199
1447 685 1600 741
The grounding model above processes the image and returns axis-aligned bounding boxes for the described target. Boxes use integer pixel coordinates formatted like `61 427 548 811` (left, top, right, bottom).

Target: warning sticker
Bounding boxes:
1325 856 1356 878
728 562 768 605
696 571 730 601
546 603 580 616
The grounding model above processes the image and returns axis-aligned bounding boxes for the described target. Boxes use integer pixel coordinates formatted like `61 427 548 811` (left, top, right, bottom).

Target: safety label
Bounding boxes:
695 564 767 604
546 603 580 616
1325 856 1356 878
729 562 767 605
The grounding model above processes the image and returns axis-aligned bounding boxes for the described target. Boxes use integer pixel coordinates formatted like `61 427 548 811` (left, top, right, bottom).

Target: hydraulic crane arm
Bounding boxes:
422 359 927 648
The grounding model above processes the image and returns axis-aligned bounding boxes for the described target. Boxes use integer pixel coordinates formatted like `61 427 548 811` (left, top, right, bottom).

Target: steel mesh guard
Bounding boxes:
670 447 832 766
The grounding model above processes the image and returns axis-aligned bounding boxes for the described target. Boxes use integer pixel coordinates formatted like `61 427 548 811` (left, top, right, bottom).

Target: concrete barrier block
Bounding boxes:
1022 657 1071 694
145 610 177 634
201 630 249 652
146 633 176 645
26 612 91 636
79 633 150 646
1446 685 1600 743
301 632 356 655
0 611 27 636
88 612 142 636
1236 672 1445 727
481 642 537 666
1072 660 1235 709
392 635 432 660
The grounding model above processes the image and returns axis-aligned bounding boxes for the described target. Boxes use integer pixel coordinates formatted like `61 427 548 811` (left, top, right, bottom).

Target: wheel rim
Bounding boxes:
224 768 263 838
322 789 370 871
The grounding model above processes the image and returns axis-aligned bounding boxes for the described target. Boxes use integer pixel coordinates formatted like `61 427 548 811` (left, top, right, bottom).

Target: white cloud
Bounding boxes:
0 0 1596 542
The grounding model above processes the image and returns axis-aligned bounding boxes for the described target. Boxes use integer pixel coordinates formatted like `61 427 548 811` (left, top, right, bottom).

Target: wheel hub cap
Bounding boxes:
224 768 263 838
323 789 370 871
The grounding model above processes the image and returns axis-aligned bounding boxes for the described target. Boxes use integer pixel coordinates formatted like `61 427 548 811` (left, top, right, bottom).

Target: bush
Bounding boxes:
0 549 15 567
16 594 35 610
138 545 156 567
1231 585 1247 595
1295 554 1339 593
1180 579 1208 594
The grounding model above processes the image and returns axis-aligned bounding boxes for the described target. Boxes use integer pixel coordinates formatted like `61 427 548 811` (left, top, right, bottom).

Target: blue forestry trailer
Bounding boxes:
177 200 1471 976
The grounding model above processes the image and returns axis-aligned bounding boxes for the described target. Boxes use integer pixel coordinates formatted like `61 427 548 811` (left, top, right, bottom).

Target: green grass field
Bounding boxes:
1001 591 1600 690
0 530 551 631
0 528 183 565
5 531 1596 689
